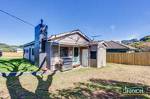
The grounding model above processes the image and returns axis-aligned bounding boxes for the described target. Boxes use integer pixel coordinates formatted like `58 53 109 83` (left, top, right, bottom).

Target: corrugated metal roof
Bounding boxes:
23 29 91 46
48 29 91 41
89 40 104 45
104 41 136 50
23 41 34 47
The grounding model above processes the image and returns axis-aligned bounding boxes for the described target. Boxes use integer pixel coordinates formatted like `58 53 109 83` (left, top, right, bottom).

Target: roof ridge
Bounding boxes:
111 40 136 49
111 41 129 48
51 29 80 37
49 29 91 41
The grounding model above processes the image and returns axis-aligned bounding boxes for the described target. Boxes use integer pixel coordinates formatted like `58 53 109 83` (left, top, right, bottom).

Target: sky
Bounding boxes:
0 0 150 45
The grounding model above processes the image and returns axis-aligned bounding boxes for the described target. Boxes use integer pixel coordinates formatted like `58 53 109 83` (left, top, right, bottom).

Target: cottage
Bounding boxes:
23 20 106 71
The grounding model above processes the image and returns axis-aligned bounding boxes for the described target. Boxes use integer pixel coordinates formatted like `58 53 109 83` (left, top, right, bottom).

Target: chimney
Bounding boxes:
34 19 48 69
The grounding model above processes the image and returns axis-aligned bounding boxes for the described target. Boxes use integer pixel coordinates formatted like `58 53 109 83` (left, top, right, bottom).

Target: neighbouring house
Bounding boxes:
104 41 136 53
15 48 23 53
23 20 106 71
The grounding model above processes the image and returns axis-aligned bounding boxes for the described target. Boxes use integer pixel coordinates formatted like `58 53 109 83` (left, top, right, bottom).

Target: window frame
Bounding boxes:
90 51 97 59
74 47 79 57
60 47 69 57
32 48 34 55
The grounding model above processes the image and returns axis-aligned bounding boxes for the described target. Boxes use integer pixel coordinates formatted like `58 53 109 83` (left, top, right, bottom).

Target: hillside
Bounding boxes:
140 35 150 42
0 43 22 52
122 35 150 52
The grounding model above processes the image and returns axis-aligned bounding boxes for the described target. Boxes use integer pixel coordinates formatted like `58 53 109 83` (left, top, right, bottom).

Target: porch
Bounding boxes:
51 43 89 71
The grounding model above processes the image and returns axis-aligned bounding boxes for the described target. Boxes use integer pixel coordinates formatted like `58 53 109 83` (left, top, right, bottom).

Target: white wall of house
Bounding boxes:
50 44 59 70
23 45 35 62
90 43 106 68
97 43 106 67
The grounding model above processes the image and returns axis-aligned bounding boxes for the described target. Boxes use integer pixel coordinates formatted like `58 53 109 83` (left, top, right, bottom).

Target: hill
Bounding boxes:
121 39 139 45
140 35 150 42
0 43 22 52
121 35 150 52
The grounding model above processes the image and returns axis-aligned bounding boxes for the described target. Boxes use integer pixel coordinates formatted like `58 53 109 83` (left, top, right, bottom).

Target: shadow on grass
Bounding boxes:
51 79 150 99
2 70 57 99
2 73 35 99
0 58 60 99
0 59 150 99
1 74 150 99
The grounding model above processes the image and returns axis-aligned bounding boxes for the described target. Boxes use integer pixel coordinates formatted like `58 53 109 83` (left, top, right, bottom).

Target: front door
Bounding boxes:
82 49 88 67
72 47 80 65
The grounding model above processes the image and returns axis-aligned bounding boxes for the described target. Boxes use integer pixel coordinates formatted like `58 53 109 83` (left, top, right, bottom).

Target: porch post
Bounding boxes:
58 43 60 57
34 19 48 69
88 46 91 67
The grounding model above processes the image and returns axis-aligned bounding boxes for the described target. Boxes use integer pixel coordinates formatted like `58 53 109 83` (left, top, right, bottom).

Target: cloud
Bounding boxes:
128 33 140 39
110 25 116 31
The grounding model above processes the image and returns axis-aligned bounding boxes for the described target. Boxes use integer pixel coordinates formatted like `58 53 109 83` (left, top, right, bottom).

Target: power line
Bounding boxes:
0 9 34 27
91 35 102 40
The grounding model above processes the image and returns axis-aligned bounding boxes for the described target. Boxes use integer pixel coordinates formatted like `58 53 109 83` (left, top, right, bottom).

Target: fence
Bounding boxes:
1 52 23 58
106 52 150 66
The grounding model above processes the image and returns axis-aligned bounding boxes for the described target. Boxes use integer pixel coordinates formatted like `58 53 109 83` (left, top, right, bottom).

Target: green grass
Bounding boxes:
0 58 38 73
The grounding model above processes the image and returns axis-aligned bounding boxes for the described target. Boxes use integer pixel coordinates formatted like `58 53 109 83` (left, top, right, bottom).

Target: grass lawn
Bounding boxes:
0 58 38 72
0 62 150 98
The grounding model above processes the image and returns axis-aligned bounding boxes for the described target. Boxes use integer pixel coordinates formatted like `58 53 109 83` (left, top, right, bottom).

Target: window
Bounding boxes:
32 48 34 55
74 47 79 57
60 47 69 57
26 49 28 53
52 45 59 57
90 51 97 59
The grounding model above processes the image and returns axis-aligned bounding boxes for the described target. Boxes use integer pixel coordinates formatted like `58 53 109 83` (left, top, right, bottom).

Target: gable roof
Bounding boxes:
89 40 107 48
48 29 91 41
104 41 136 50
23 29 91 47
23 41 34 47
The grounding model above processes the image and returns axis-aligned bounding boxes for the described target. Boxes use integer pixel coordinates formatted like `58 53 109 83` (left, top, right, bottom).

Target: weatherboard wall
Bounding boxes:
23 45 34 62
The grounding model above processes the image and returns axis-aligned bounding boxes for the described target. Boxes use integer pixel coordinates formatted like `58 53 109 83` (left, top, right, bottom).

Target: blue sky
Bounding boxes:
0 0 150 45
